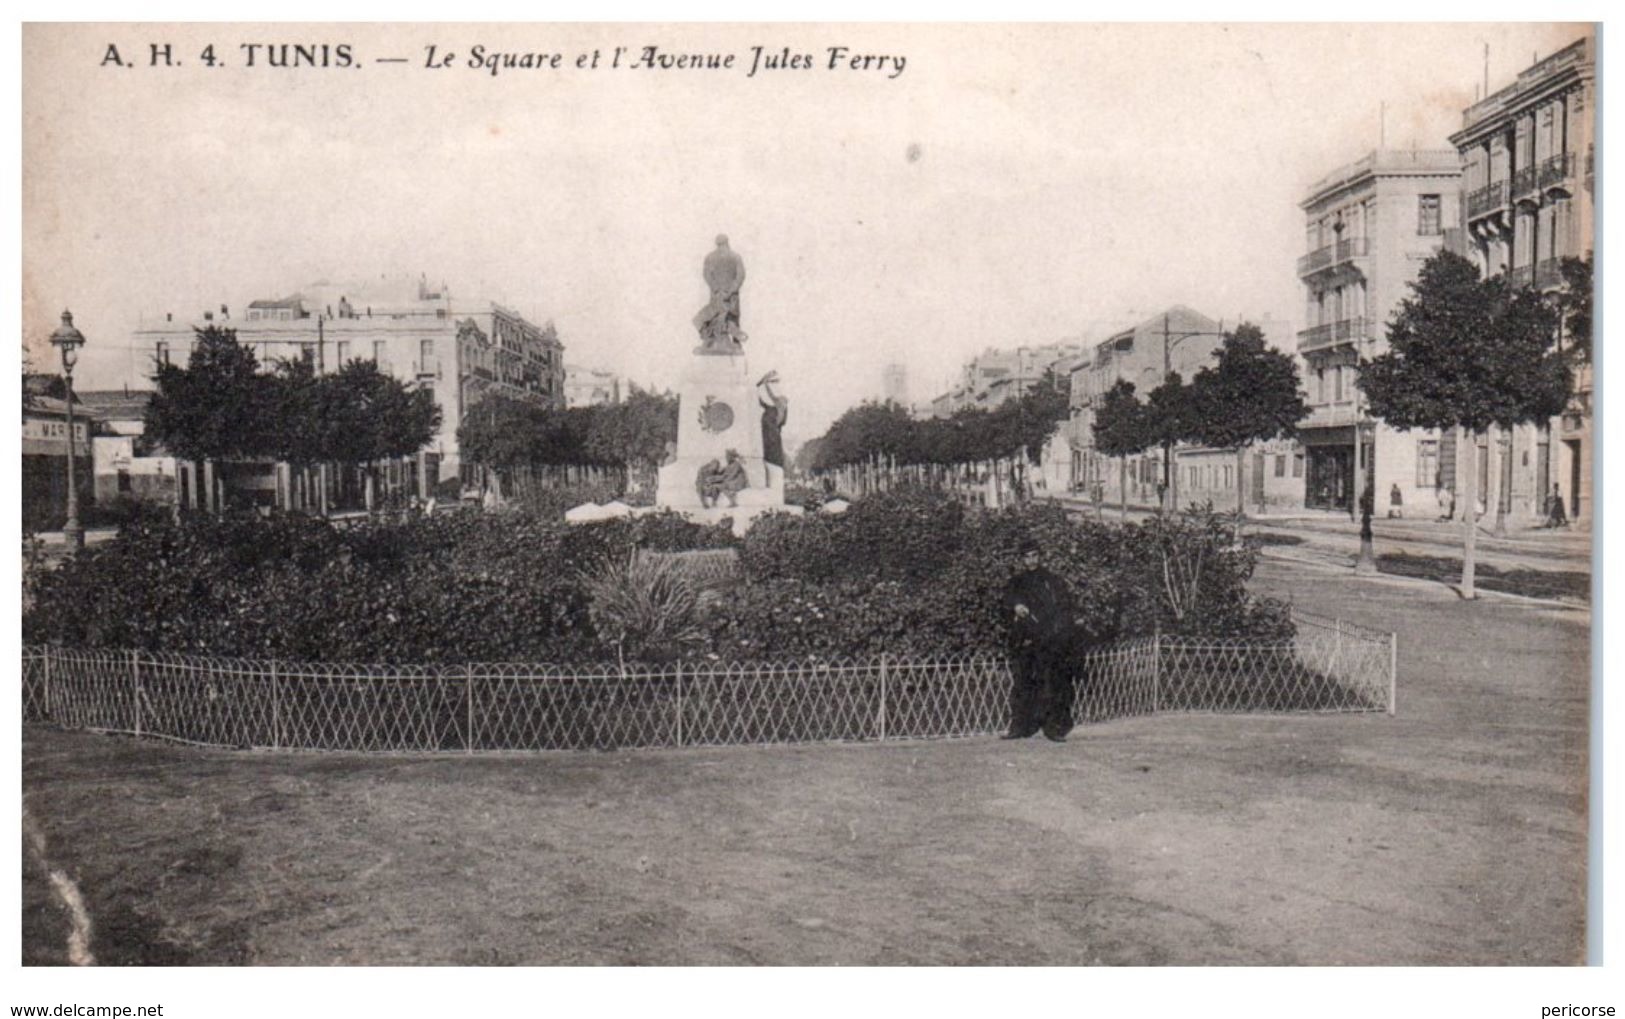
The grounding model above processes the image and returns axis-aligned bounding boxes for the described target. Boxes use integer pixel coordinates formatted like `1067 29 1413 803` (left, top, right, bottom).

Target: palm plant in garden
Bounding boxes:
581 552 706 664
1359 250 1573 599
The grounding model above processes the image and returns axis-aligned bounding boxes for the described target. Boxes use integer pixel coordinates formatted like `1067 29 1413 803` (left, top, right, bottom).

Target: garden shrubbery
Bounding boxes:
726 489 1290 656
25 488 1288 665
23 509 733 663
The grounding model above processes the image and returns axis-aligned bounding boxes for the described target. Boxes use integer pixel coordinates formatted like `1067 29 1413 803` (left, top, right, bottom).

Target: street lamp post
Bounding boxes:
1161 315 1228 514
49 310 87 550
1353 335 1377 574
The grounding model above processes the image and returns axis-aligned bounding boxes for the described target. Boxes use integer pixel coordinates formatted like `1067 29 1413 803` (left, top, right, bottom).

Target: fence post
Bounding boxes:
130 649 142 740
42 645 52 723
878 654 888 742
1151 629 1161 713
270 660 280 751
1388 632 1398 717
1333 618 1344 683
675 661 683 749
466 663 475 754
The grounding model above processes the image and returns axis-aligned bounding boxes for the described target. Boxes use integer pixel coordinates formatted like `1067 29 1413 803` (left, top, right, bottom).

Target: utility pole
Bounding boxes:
1159 315 1228 515
1163 316 1173 513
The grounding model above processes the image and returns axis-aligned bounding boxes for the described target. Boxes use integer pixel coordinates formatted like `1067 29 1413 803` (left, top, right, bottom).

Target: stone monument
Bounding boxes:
654 236 799 531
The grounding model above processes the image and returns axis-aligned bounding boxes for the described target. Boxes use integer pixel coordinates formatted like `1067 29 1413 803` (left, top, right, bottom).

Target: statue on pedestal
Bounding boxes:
693 235 748 355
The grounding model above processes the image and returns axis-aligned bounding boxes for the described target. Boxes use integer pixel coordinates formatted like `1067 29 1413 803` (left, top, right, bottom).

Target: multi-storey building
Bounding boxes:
1451 36 1594 527
1066 306 1224 508
1297 149 1462 514
128 275 565 496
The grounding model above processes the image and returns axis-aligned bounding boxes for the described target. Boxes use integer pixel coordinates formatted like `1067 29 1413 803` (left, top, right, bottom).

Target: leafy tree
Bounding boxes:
989 367 1070 465
1092 379 1149 518
585 385 679 491
1145 373 1195 511
1360 249 1570 598
814 400 919 470
458 394 593 490
313 360 440 467
302 360 440 510
1556 253 1593 362
144 326 277 464
1186 322 1310 517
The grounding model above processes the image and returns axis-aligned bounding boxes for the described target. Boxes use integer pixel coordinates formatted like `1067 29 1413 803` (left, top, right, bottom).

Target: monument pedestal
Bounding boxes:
655 352 796 532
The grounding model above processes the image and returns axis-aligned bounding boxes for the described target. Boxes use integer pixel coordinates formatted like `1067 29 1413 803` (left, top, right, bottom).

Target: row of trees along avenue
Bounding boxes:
1090 323 1310 518
456 386 679 500
145 327 440 514
804 368 1070 500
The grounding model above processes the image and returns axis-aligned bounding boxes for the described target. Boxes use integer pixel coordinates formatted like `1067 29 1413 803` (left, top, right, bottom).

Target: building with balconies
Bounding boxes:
127 275 565 497
1297 149 1462 513
1451 35 1594 528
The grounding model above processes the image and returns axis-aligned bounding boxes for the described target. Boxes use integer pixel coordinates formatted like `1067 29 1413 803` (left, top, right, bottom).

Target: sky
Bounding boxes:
22 22 1592 447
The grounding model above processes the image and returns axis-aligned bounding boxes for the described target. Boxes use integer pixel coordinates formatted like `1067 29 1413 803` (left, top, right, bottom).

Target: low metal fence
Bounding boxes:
20 611 1393 753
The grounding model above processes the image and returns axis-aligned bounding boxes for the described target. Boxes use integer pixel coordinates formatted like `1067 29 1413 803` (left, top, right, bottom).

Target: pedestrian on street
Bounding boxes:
1545 483 1569 529
999 537 1077 742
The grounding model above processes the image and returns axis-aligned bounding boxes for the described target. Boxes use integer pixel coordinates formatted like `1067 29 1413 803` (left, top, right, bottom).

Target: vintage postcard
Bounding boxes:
16 20 1599 1014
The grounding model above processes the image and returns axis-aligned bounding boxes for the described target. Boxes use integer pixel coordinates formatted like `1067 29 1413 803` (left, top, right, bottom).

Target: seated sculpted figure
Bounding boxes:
696 459 725 508
718 449 749 507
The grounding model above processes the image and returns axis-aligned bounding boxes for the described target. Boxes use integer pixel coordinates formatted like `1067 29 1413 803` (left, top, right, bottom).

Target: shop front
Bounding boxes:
1302 426 1355 512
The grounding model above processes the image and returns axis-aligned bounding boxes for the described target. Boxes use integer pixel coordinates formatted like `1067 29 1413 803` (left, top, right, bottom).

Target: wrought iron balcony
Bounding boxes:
1539 152 1575 190
1297 316 1369 354
414 357 442 379
1466 180 1509 219
1296 236 1369 278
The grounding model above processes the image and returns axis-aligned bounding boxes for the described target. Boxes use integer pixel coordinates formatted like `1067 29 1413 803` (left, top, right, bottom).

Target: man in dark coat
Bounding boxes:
1000 539 1077 742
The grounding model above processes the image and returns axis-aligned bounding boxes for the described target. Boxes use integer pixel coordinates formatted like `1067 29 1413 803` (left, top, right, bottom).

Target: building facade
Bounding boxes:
22 389 95 532
924 341 1083 419
563 365 623 408
129 276 565 492
1066 306 1225 508
1297 149 1462 515
77 389 179 508
1451 36 1594 528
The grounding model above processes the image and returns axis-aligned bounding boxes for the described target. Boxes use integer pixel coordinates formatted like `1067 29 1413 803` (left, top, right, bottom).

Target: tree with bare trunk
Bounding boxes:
1359 250 1571 599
